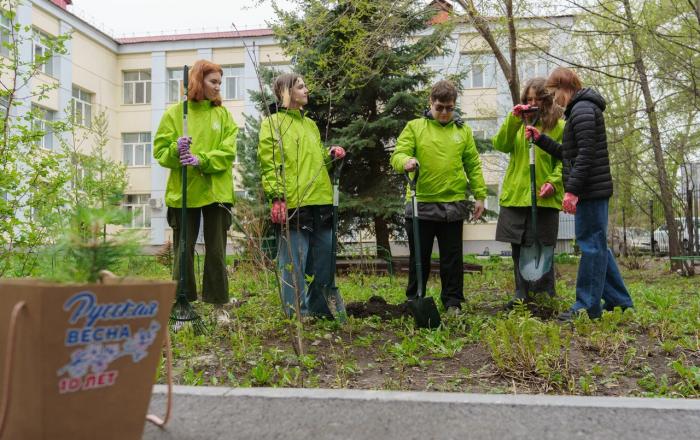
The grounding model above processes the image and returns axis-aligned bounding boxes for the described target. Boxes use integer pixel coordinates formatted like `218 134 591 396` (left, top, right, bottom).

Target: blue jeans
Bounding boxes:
573 198 634 318
277 226 334 318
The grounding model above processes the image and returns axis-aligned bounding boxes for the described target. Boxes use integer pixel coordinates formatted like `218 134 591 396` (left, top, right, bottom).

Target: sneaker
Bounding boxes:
446 306 461 317
213 305 231 325
557 308 584 322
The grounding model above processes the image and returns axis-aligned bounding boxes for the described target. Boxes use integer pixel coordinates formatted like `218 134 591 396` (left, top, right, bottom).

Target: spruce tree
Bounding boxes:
271 0 455 261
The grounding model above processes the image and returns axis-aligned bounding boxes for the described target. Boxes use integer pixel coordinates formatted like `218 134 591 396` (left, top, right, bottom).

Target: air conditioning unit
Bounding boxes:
148 198 163 209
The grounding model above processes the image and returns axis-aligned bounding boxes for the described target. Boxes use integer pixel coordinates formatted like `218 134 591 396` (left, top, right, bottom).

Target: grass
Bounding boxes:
127 254 700 397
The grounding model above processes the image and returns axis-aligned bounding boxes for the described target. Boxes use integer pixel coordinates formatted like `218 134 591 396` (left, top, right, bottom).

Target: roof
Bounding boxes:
116 29 274 44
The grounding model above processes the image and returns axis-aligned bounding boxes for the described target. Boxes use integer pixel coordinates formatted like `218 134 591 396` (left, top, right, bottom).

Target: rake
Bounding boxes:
169 64 207 335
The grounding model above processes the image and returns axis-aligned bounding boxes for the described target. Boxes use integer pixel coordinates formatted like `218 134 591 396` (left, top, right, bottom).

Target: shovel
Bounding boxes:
405 165 441 329
323 150 347 323
519 110 554 282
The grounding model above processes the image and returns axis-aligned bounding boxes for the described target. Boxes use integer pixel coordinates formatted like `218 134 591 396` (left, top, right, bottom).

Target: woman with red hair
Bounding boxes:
154 59 239 325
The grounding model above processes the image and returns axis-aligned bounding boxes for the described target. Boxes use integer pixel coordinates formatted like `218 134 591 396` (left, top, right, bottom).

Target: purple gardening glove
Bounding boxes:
180 153 200 167
177 136 192 157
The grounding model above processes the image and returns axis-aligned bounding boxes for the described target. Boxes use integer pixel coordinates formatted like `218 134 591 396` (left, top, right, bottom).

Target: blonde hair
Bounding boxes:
273 73 303 108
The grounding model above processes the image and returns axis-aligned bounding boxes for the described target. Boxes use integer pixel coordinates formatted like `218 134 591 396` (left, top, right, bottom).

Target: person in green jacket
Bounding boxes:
153 59 238 325
258 73 346 318
390 80 487 316
492 77 565 308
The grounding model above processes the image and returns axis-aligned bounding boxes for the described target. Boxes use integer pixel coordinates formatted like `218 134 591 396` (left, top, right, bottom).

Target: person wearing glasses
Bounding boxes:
525 67 634 321
390 80 487 316
492 77 565 309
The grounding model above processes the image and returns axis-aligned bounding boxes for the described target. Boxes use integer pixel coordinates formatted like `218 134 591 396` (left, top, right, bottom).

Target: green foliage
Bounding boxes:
483 309 570 390
0 3 71 276
51 207 140 283
271 0 458 254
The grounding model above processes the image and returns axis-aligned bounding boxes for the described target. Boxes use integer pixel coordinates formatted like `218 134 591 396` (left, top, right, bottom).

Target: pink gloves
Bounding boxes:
525 125 541 142
271 200 287 224
539 182 555 198
511 104 532 118
330 146 346 159
562 192 579 214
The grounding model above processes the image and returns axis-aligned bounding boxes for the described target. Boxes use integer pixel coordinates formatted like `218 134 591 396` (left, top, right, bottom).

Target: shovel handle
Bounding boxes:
404 163 420 189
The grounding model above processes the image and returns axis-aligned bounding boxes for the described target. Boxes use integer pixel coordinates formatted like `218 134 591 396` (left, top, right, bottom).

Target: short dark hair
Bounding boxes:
545 67 583 93
430 80 458 103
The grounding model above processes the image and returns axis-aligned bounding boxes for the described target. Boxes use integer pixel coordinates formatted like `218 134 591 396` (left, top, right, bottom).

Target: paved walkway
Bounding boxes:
143 385 700 440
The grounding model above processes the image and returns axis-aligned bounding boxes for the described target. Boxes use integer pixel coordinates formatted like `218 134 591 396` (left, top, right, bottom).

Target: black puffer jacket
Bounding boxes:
535 88 613 200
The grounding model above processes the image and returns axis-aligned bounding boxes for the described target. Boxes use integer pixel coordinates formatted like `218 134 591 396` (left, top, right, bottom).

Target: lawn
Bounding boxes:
132 255 699 397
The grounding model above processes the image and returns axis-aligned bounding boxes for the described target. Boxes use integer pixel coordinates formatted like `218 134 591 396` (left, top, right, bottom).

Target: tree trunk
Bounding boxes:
374 215 393 272
622 0 682 270
455 0 520 104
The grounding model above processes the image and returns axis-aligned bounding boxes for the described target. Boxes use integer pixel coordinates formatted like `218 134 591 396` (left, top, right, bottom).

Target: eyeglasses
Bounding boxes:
433 104 455 113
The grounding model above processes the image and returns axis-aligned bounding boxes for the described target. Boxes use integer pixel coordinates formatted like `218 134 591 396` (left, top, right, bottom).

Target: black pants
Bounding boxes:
406 218 464 309
167 203 232 304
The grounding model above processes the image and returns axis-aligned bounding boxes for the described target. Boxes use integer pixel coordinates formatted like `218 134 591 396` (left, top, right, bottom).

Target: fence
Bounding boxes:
608 188 700 258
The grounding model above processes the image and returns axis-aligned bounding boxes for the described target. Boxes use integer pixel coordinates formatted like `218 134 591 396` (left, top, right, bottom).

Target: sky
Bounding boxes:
68 0 290 38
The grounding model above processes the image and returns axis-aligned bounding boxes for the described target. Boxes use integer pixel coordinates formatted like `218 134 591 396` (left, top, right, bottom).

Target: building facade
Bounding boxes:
7 0 573 254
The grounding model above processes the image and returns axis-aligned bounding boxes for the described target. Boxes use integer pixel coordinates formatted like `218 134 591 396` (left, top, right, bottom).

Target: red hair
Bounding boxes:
187 59 223 106
545 67 583 93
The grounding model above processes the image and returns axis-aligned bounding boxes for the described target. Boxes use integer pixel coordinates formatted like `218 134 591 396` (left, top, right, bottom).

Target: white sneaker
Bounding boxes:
213 306 231 325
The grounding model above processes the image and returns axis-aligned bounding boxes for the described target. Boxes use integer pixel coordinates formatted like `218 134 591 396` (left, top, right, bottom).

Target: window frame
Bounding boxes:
221 65 244 100
122 132 152 167
32 29 53 76
71 86 93 127
167 68 184 103
31 104 55 150
470 63 484 88
123 193 152 229
123 70 152 105
0 14 11 58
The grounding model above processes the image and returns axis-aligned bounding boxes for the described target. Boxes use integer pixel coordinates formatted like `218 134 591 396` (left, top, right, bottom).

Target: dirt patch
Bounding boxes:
346 295 411 320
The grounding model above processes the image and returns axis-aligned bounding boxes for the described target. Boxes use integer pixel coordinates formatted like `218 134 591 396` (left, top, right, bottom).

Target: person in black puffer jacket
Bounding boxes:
525 67 634 321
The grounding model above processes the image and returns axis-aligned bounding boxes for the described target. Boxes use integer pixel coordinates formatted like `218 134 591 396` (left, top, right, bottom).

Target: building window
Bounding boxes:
71 86 93 127
1 14 10 58
222 65 244 100
167 68 184 103
470 64 484 88
520 59 551 82
123 70 151 105
486 184 499 215
122 132 152 167
473 130 485 140
32 30 53 76
123 194 151 228
32 105 55 150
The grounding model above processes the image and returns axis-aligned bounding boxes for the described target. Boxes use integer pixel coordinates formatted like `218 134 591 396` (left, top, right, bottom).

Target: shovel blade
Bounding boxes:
407 296 441 329
325 286 347 323
519 243 555 282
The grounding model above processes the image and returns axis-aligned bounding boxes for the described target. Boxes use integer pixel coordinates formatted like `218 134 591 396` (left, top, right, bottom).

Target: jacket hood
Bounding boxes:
267 103 306 117
422 108 464 127
566 88 606 116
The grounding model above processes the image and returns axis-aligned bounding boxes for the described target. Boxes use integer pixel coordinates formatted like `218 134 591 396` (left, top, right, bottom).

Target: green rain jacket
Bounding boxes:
390 115 487 202
492 112 565 209
153 100 238 208
258 108 332 209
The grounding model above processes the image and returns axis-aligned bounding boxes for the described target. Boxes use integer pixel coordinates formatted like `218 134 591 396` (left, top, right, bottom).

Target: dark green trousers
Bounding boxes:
167 203 232 304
